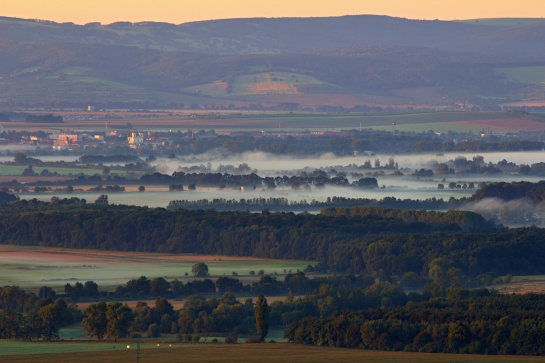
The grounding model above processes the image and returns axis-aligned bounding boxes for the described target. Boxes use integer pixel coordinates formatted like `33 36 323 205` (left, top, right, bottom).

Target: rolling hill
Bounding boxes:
0 15 544 109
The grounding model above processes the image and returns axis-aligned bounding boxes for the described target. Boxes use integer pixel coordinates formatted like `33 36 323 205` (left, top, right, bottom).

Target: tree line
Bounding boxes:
167 196 461 213
1 283 271 343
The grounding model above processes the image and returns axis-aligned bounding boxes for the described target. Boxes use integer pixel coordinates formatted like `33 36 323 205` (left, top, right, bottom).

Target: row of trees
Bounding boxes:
70 272 320 301
0 283 273 343
82 294 269 342
167 195 461 212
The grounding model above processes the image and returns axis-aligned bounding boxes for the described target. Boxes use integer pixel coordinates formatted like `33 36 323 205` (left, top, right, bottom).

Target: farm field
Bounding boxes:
387 118 545 133
492 275 545 294
182 72 335 98
0 245 312 291
3 111 542 133
3 342 545 363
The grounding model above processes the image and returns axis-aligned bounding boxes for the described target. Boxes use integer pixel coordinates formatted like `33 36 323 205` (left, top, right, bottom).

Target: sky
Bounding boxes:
1 0 545 25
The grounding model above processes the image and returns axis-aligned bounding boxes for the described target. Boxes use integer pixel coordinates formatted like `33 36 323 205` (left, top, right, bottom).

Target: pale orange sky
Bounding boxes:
2 0 544 25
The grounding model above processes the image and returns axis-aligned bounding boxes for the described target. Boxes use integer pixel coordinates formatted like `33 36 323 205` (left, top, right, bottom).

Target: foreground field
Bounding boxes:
3 342 545 363
0 245 311 291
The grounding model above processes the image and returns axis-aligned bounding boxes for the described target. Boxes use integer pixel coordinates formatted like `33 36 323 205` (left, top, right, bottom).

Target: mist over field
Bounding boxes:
157 150 545 176
16 150 544 220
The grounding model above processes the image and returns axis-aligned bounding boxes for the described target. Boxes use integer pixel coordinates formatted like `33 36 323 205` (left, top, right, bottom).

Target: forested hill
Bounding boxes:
1 202 545 284
2 15 545 58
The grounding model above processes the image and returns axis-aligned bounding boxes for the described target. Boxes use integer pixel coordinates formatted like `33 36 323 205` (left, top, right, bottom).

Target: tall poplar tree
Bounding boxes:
255 294 270 342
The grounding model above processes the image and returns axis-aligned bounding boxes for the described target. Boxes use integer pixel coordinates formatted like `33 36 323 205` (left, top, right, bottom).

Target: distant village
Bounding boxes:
1 127 351 155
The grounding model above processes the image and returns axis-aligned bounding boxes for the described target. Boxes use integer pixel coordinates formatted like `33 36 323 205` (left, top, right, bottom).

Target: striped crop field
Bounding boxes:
3 342 545 363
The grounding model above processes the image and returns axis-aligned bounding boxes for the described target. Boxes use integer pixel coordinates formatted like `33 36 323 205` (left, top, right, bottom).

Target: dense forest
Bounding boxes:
284 289 545 355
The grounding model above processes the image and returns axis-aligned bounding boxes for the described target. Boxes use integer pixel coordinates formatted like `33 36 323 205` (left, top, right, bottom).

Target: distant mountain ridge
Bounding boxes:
2 15 545 58
0 15 544 109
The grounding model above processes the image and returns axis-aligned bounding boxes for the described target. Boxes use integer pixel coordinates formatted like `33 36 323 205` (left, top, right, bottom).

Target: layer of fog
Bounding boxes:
26 184 473 208
463 197 545 227
12 149 545 228
155 150 545 177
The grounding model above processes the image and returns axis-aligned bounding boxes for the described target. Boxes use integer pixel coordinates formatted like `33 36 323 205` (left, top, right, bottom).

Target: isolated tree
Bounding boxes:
22 165 36 176
138 185 145 192
13 152 28 163
94 194 109 205
255 294 270 342
169 184 184 191
192 262 209 277
84 280 100 297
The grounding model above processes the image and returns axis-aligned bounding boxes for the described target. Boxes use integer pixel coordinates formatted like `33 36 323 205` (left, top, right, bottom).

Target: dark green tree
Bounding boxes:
255 294 270 342
38 303 63 341
192 262 209 277
106 302 133 342
94 194 109 205
82 302 108 341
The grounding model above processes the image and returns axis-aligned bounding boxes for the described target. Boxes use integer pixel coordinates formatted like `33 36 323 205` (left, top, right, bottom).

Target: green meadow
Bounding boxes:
0 245 312 291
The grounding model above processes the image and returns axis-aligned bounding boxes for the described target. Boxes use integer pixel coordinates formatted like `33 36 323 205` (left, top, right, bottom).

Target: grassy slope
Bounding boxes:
494 66 545 85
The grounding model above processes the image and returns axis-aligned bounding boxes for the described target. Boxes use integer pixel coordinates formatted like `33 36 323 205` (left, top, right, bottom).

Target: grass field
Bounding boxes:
0 245 312 291
3 342 545 363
